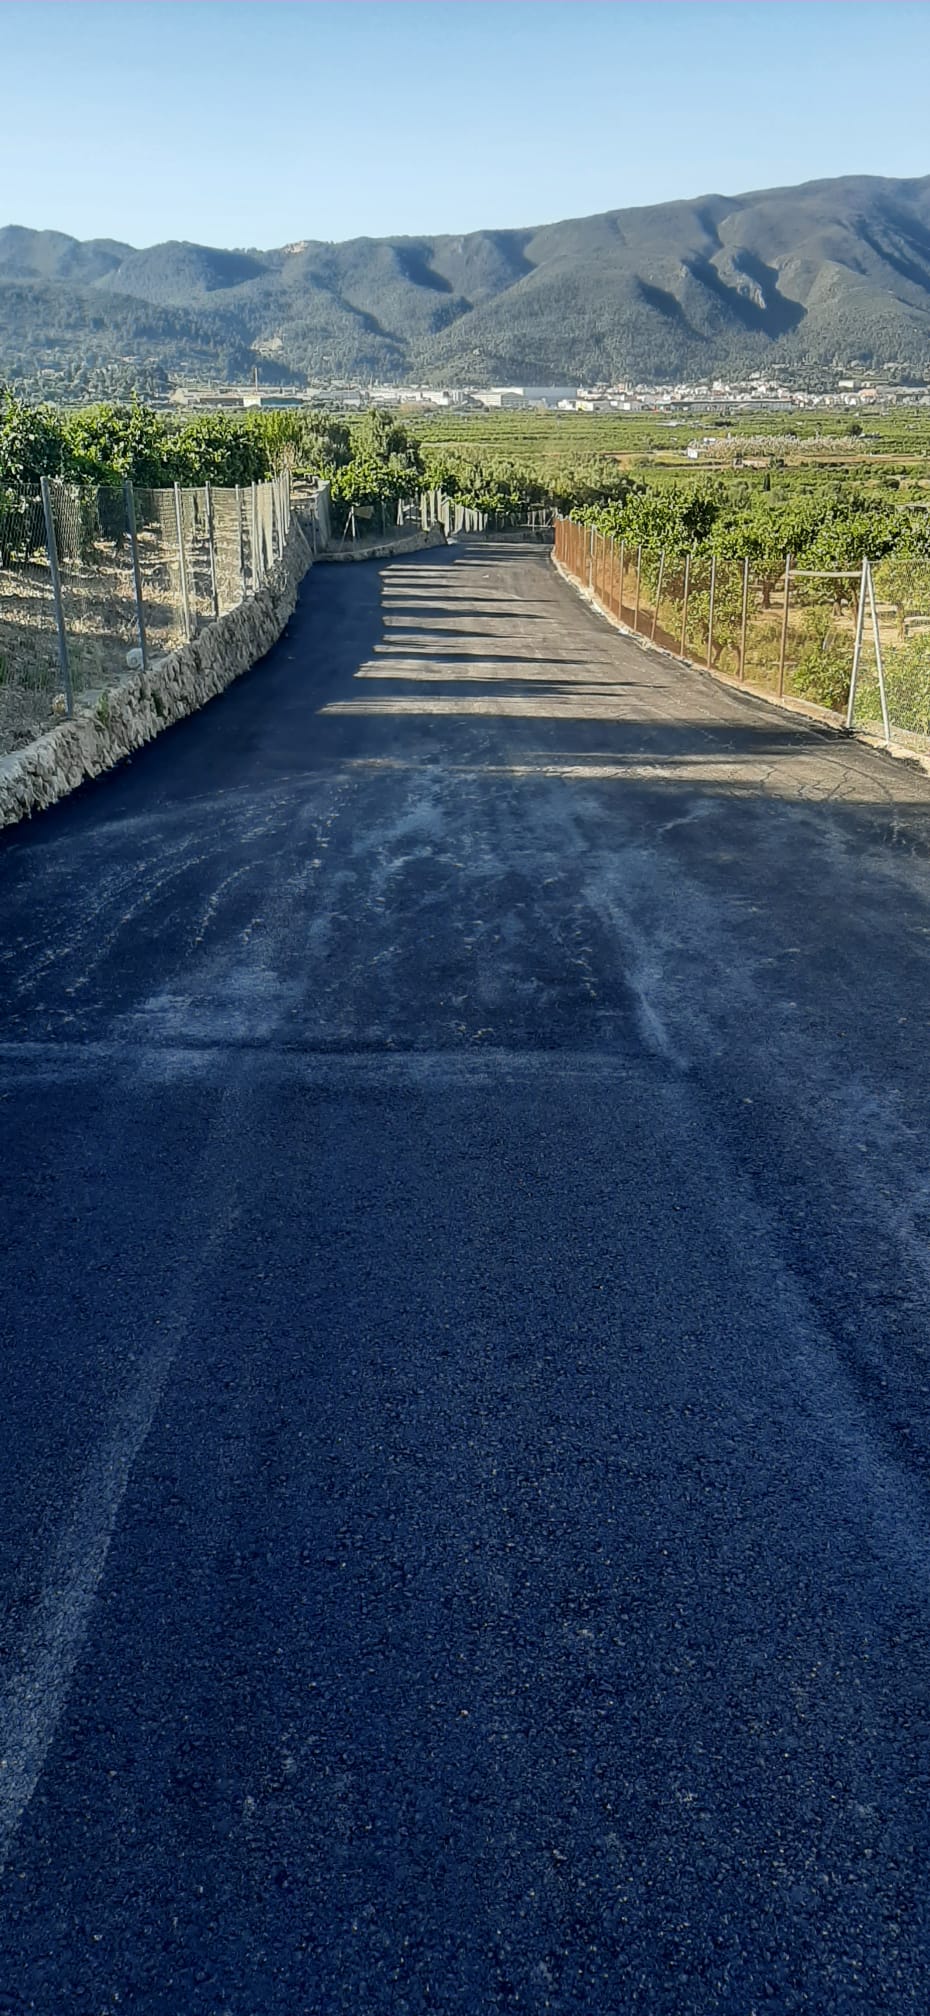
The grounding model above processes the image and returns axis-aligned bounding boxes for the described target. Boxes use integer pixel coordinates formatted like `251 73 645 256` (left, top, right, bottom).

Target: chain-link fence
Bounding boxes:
0 475 291 754
554 518 930 752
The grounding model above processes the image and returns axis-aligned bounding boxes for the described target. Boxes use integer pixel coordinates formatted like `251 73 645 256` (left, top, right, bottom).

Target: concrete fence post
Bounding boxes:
40 476 74 718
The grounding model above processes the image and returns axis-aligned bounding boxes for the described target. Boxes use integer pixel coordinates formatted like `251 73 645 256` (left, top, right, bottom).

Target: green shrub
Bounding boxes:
790 607 851 712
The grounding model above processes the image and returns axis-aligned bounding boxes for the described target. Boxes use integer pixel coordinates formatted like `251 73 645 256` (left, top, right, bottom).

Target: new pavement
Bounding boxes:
1 541 930 2013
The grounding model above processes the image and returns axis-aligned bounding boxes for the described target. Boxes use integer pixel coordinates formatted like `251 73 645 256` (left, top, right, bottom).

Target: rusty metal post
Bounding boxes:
739 556 750 681
651 547 666 642
619 539 626 619
633 544 642 631
680 551 692 657
778 554 792 696
707 553 717 667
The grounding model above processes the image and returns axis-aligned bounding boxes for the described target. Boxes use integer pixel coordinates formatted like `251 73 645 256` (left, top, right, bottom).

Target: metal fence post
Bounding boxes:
739 556 750 681
707 553 717 668
633 545 642 632
40 476 73 717
619 539 626 618
204 483 220 620
235 484 246 600
847 555 869 729
173 483 192 640
778 553 792 697
680 551 691 657
250 483 261 590
123 479 148 671
651 547 666 642
865 557 892 745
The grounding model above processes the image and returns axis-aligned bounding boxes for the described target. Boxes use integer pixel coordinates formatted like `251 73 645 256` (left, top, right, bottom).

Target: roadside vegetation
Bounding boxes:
3 391 929 733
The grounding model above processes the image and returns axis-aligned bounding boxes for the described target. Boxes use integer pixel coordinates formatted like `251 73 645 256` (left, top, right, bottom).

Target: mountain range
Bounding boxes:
3 173 930 395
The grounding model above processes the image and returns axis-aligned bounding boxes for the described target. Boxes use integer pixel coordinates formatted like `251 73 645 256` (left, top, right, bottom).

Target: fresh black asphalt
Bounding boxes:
2 540 930 2013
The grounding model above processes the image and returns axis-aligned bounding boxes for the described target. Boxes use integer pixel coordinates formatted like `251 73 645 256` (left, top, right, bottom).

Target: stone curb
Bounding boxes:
551 552 930 785
318 525 447 564
0 521 314 831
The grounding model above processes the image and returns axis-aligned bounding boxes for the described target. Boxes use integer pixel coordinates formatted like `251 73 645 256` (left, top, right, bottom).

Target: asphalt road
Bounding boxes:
2 539 930 2014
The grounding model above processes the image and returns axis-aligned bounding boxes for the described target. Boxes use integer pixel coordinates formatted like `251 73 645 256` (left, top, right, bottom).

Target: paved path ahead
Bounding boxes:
3 542 930 2013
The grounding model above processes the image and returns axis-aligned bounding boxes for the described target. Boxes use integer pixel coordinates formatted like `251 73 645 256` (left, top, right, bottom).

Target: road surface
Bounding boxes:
2 540 930 2013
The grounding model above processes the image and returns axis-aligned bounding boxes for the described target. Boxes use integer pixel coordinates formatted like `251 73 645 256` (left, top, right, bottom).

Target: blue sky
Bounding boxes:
3 1 930 249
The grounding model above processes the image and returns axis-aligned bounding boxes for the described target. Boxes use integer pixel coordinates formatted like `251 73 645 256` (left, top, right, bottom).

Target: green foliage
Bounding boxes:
248 409 351 475
0 388 64 486
166 414 264 487
790 607 852 712
62 401 171 486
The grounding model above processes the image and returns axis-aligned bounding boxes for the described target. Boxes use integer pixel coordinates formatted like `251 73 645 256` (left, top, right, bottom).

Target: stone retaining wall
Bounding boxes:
0 519 313 830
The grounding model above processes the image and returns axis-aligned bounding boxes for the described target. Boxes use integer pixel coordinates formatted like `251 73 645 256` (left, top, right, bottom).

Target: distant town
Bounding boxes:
162 373 930 416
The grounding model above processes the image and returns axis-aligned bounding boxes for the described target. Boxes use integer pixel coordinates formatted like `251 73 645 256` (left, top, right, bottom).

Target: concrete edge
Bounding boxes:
318 525 447 564
550 552 930 786
0 519 314 831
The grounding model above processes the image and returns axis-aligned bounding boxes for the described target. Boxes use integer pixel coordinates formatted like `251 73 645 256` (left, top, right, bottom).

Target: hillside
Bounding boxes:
3 173 930 393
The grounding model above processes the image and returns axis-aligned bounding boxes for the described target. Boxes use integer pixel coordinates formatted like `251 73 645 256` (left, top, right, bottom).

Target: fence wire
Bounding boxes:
0 494 61 751
0 476 290 755
554 519 930 752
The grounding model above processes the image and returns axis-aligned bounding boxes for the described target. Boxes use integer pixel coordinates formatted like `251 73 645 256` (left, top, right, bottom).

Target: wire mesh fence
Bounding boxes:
553 518 930 752
419 490 554 539
0 475 292 755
